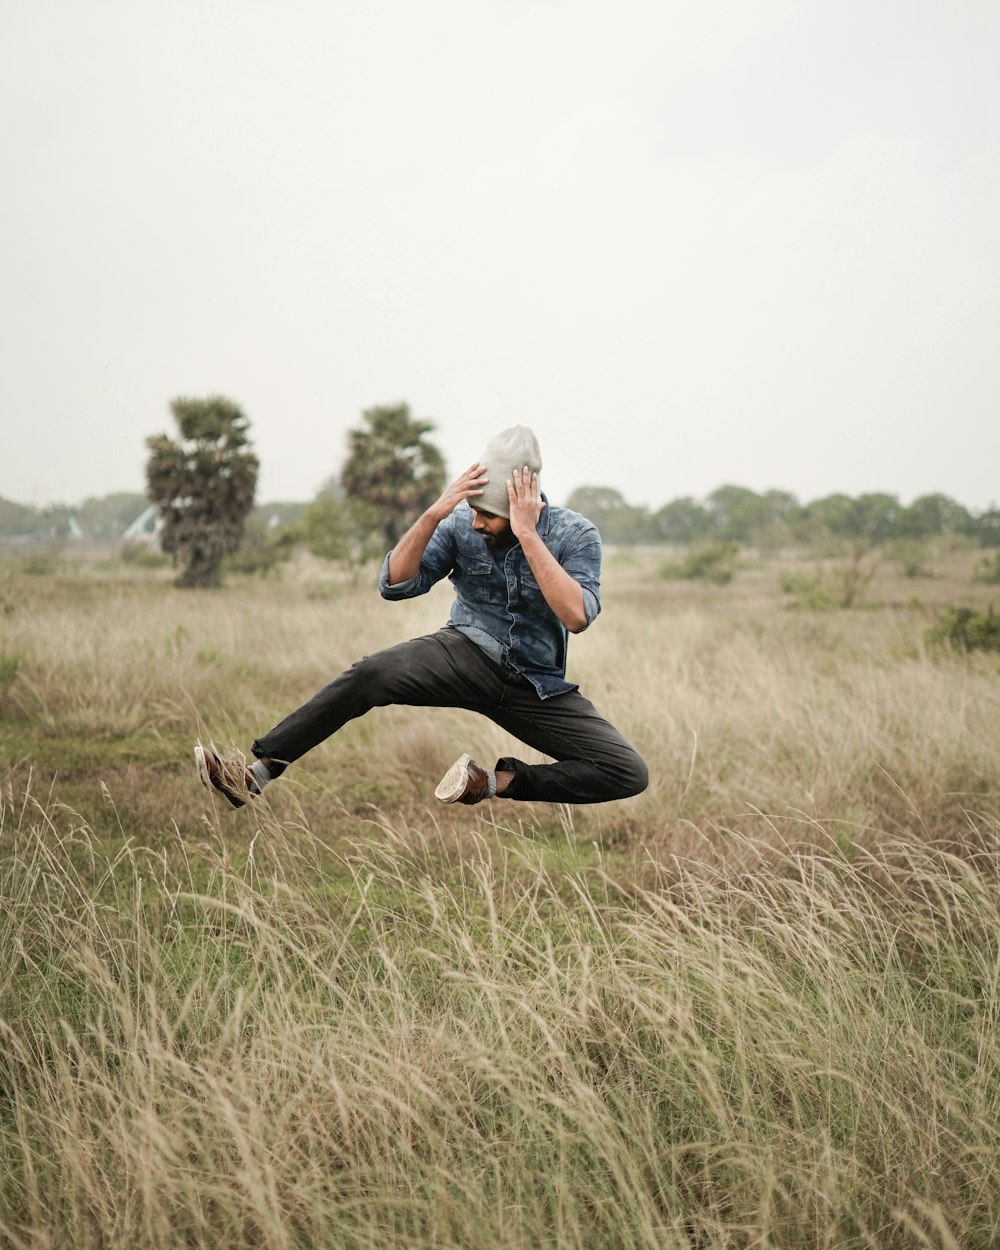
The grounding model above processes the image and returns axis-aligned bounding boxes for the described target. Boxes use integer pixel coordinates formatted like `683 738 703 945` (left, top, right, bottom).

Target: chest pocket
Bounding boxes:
458 558 495 603
518 568 552 613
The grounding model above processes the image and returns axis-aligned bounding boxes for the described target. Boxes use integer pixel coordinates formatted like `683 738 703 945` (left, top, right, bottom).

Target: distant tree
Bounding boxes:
971 509 1000 548
802 493 855 538
340 403 446 549
78 492 148 541
752 489 802 551
252 500 307 530
296 492 383 566
760 489 802 528
297 495 352 563
145 395 258 588
705 485 772 543
0 497 42 538
798 493 900 608
565 486 651 544
898 493 971 540
565 485 625 520
651 496 713 545
38 504 76 540
804 493 900 545
610 502 655 547
845 493 901 544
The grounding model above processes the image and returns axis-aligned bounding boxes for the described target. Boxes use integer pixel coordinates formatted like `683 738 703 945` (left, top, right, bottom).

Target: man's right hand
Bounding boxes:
387 462 489 585
428 462 489 523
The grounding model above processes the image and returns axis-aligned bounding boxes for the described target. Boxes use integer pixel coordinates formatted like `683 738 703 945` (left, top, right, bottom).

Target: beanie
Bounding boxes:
473 426 543 519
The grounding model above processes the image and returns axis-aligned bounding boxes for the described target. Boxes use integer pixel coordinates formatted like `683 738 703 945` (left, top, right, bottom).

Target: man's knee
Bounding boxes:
611 748 648 799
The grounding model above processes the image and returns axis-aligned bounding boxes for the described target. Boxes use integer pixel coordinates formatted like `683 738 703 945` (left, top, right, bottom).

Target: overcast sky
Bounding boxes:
2 0 998 513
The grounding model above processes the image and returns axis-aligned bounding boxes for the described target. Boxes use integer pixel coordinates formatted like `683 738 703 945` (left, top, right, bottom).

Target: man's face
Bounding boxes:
471 508 511 547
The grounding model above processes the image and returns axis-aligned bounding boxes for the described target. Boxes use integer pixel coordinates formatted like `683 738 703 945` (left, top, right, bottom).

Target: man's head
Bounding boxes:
471 425 542 522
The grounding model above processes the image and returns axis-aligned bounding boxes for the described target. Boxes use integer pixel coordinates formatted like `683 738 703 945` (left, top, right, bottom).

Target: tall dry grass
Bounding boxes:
2 548 999 1247
2 782 999 1249
2 548 996 850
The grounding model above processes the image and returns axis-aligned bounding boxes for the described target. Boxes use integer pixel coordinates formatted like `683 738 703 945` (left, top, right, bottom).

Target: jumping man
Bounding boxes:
196 426 648 807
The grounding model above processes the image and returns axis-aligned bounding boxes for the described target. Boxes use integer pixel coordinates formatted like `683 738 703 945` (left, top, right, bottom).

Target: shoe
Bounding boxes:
435 753 492 805
195 744 258 809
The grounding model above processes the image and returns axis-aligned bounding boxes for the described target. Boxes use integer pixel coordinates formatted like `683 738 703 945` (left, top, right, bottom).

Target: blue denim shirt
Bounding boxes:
378 498 602 698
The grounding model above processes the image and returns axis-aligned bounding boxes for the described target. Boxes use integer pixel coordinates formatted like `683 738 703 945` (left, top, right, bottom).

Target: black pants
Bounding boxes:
252 628 648 804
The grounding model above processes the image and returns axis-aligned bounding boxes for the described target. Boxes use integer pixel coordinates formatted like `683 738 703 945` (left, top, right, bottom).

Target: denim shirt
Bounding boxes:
378 497 602 699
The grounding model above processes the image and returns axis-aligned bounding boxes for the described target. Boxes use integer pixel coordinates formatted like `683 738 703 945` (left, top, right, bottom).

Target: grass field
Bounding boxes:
1 545 999 1248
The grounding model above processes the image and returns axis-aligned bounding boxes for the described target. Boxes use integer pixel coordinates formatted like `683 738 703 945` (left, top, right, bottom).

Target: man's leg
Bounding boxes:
251 629 502 777
487 682 648 805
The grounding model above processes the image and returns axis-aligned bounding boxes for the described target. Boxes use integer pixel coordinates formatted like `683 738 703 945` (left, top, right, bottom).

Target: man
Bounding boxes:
196 425 648 808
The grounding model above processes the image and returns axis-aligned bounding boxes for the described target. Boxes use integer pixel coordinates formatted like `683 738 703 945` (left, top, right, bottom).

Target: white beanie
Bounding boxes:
473 426 542 519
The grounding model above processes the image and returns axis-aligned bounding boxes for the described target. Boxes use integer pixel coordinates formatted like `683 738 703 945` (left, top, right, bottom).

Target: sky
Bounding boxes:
2 0 998 514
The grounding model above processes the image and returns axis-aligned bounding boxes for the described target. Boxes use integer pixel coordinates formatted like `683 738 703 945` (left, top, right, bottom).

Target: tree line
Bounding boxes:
3 394 997 588
565 484 999 550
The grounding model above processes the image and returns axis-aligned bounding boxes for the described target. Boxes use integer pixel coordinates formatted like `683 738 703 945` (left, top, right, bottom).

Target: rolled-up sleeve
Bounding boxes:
560 524 602 628
378 516 457 601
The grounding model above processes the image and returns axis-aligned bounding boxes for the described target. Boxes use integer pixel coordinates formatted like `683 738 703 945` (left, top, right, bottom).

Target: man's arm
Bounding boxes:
506 466 590 634
386 462 489 585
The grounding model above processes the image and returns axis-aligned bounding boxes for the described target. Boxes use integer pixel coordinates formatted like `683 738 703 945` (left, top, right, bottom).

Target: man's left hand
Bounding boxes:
507 465 545 541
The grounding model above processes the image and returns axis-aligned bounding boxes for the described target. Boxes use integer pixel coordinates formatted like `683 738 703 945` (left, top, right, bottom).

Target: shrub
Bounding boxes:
119 541 170 569
223 529 298 577
925 605 1000 653
778 571 834 610
17 550 62 576
661 542 738 585
830 545 881 608
972 552 1000 586
884 538 932 579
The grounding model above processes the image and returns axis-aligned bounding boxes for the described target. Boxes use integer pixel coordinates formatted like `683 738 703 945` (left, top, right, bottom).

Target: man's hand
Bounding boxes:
387 462 487 585
507 466 588 632
506 465 545 541
429 462 489 523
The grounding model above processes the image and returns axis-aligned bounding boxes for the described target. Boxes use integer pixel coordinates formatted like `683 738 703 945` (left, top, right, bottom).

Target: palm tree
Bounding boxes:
341 404 445 548
145 395 258 588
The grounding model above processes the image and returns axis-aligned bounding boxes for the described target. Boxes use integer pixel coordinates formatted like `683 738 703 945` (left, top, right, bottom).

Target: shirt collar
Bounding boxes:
536 492 551 537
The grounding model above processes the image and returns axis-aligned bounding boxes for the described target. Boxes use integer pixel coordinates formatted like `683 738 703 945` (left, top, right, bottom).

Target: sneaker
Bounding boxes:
195 744 258 809
434 752 492 805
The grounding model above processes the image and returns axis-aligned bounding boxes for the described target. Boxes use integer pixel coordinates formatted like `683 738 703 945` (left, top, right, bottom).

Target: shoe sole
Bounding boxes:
194 744 246 809
435 752 473 804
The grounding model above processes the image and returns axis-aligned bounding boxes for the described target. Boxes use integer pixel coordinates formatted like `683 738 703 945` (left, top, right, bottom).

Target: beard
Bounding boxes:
481 522 512 549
